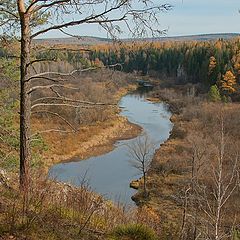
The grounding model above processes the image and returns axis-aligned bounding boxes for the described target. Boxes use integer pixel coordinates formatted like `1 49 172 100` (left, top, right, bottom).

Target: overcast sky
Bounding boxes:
43 0 240 38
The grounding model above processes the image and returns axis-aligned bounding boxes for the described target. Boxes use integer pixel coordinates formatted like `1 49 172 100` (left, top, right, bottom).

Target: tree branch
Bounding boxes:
31 103 95 110
31 129 75 138
0 8 19 19
28 84 79 94
27 58 57 67
27 67 99 81
32 110 77 132
31 0 128 38
32 96 115 106
27 0 70 14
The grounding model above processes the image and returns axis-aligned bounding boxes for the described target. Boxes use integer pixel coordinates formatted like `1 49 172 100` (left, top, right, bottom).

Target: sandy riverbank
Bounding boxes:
42 116 141 169
34 86 142 171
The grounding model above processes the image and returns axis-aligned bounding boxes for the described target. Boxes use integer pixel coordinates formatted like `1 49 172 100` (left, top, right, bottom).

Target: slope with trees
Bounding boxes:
89 38 240 101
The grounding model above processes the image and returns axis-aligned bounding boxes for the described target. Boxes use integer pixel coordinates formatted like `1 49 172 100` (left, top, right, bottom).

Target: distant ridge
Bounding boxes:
34 36 111 46
150 33 240 42
35 33 240 46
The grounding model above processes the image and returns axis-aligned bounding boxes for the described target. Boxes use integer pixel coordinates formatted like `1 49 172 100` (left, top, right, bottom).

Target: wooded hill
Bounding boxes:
34 33 240 46
88 37 240 101
32 36 240 101
2 36 240 102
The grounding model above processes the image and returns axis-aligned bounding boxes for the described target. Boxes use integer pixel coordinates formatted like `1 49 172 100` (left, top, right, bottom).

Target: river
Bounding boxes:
49 89 173 205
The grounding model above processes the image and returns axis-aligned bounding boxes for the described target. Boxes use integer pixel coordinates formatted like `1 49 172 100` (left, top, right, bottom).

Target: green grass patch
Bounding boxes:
108 224 159 240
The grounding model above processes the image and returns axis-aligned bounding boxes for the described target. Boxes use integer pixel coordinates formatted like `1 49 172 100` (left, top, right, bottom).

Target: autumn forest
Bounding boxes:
0 0 240 239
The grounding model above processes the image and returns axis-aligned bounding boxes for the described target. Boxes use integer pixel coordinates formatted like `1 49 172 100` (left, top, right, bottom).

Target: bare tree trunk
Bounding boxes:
180 187 190 240
18 0 31 192
143 171 147 197
215 119 224 240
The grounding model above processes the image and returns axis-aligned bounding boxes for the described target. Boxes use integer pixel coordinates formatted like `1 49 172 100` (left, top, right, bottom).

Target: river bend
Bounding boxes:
49 90 173 204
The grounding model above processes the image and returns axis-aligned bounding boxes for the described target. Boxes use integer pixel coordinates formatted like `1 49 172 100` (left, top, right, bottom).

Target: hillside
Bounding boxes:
34 33 240 46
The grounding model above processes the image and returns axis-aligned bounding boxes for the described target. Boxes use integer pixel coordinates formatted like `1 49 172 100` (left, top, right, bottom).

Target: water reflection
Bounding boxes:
49 90 173 205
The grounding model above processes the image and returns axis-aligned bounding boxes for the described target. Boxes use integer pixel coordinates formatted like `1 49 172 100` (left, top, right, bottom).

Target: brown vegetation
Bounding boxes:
0 174 162 240
133 85 240 239
37 115 141 169
30 69 141 169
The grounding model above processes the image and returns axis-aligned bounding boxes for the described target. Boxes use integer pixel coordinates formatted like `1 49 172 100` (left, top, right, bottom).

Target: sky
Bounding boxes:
42 0 240 38
160 0 240 36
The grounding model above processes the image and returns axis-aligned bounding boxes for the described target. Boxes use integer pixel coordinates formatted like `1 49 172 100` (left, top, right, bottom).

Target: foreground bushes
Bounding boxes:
109 224 159 240
0 175 163 240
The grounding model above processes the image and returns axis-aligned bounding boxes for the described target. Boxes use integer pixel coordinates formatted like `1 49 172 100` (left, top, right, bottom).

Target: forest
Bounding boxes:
1 36 240 240
31 37 240 102
0 0 239 239
89 39 240 100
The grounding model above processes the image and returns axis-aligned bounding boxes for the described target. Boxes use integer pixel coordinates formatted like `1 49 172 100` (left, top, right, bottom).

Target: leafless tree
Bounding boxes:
185 114 240 240
127 134 154 197
182 131 210 240
0 0 172 192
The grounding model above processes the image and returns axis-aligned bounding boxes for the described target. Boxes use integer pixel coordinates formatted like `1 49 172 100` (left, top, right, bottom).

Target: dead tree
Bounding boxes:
127 134 154 197
0 0 172 192
185 131 209 240
210 117 239 240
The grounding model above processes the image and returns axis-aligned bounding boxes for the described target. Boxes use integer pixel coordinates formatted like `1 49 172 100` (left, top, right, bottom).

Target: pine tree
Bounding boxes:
208 85 221 102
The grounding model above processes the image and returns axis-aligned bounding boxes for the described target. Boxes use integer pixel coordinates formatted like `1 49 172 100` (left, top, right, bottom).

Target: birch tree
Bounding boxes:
187 115 239 240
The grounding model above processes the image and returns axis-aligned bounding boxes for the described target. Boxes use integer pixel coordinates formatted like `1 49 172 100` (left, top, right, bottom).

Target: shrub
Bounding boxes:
233 228 240 240
108 224 159 240
208 84 221 102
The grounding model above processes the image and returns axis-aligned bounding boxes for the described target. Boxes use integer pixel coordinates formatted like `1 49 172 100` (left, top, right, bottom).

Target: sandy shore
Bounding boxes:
36 86 142 170
42 116 141 169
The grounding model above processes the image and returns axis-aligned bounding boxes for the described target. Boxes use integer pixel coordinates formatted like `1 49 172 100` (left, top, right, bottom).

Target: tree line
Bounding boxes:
2 38 239 102
89 38 240 100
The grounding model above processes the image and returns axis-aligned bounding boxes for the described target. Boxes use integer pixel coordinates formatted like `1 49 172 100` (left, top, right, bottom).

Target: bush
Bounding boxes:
208 85 221 102
170 126 186 139
233 229 240 240
108 224 159 240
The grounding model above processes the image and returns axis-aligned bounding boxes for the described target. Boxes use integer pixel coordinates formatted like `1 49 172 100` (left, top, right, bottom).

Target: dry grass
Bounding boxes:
29 69 141 170
133 86 240 239
33 115 141 170
0 175 164 240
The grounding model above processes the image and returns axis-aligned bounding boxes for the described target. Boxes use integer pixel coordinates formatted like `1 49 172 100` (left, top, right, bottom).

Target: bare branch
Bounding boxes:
0 8 18 19
28 84 79 94
32 110 77 132
27 0 70 14
32 96 115 106
27 58 57 67
31 129 75 138
27 64 122 83
31 103 81 110
31 0 128 38
27 67 99 81
58 28 85 39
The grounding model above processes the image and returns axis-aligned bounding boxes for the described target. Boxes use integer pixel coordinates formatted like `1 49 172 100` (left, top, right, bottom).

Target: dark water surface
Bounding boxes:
49 90 173 205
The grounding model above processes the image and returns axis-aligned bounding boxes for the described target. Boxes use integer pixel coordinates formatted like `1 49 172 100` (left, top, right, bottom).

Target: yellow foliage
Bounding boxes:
232 53 240 75
214 40 223 50
209 56 217 74
220 70 237 93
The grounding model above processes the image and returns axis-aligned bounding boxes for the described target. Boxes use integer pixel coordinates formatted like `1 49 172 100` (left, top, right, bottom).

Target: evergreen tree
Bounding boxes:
208 85 221 102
